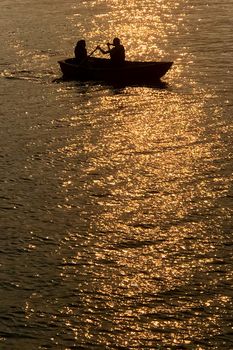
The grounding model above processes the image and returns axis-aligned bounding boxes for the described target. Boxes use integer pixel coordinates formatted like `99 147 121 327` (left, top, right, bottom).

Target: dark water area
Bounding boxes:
0 1 232 349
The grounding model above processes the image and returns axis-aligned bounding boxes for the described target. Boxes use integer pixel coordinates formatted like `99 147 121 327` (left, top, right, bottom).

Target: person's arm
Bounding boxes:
97 44 111 55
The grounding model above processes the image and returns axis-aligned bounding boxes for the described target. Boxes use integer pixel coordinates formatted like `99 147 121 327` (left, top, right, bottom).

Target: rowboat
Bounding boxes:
58 57 173 84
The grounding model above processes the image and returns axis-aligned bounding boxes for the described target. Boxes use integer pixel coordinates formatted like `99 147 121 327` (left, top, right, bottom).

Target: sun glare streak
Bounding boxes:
68 0 188 63
52 72 229 345
2 0 232 348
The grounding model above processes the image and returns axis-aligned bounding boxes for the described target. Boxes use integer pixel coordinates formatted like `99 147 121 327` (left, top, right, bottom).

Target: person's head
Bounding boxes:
77 39 86 48
113 37 121 46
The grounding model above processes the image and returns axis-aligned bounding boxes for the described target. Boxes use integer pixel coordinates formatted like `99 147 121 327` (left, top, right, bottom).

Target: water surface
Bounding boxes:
0 1 232 349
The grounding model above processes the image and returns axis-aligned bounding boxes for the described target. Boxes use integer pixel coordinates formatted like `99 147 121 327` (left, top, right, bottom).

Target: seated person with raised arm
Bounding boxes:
74 39 87 63
97 38 125 65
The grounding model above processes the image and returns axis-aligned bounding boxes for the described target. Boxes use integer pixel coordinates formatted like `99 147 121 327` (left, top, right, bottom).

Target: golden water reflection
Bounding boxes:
24 0 233 347
2 0 232 348
70 0 189 64
51 79 232 347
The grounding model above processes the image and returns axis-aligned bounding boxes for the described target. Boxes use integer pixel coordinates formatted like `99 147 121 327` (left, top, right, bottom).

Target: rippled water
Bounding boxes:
0 1 233 349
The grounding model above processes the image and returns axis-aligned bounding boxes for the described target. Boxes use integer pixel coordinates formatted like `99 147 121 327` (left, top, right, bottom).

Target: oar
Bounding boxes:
88 46 98 58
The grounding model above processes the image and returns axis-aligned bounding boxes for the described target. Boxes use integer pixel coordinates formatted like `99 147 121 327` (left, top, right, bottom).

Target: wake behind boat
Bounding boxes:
58 57 173 84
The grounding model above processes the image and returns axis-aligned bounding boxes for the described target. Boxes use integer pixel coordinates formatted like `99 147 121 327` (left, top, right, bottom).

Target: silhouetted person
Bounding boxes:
97 38 125 65
74 39 87 63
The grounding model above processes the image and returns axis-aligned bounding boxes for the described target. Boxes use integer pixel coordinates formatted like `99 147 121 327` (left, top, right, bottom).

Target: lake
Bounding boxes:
0 0 232 349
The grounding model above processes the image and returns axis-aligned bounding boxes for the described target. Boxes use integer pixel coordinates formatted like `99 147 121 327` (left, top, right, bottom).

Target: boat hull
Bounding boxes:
58 57 173 83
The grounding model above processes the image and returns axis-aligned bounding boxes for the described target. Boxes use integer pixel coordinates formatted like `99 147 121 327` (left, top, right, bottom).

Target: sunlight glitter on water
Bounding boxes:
50 74 230 348
1 0 233 349
69 0 188 64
